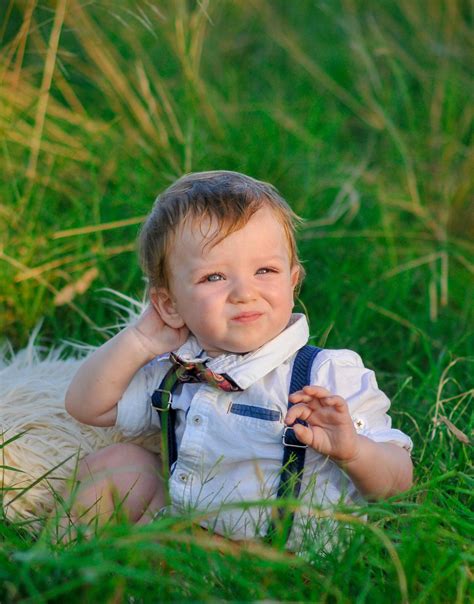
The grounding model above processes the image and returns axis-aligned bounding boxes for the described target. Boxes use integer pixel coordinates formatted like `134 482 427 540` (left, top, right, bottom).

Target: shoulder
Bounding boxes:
312 348 364 369
289 346 366 384
301 348 365 380
289 346 364 384
306 347 376 400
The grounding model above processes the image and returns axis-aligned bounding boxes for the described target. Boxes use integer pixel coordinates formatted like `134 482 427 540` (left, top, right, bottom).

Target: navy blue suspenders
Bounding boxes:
265 344 322 544
151 344 322 543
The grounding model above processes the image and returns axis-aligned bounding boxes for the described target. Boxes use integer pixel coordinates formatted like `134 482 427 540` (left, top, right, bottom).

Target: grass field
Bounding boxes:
1 1 473 601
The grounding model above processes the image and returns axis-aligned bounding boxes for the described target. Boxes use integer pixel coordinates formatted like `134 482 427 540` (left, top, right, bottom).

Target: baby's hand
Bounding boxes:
130 303 189 359
285 385 360 463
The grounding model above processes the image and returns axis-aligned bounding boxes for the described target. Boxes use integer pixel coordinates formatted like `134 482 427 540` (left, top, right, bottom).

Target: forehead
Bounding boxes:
168 206 290 266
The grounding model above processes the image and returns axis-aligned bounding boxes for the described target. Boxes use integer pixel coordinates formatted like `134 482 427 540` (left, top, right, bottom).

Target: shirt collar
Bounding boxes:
173 313 309 390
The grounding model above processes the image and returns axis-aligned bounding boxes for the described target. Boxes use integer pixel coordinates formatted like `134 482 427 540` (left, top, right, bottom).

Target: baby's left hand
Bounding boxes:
286 385 360 463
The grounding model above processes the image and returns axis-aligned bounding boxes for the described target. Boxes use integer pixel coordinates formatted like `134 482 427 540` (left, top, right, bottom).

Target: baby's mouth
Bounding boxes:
231 312 263 323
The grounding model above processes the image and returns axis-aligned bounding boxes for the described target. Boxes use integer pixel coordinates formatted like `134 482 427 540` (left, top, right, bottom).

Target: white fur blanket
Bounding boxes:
0 332 158 528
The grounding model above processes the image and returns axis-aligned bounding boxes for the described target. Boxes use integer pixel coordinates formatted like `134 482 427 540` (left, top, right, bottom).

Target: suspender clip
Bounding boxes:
282 426 307 448
151 389 172 412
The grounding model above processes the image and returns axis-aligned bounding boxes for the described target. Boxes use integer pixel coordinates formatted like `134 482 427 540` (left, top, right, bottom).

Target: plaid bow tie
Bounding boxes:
169 352 243 392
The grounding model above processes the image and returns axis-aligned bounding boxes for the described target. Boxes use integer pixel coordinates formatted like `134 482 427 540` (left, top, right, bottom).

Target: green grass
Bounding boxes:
1 0 473 601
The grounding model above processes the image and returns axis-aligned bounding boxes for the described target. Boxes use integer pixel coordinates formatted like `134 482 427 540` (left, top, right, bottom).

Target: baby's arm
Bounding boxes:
65 304 189 427
285 385 413 499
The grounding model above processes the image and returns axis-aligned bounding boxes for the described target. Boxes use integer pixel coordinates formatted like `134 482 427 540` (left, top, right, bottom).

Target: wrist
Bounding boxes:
124 325 167 361
333 434 366 469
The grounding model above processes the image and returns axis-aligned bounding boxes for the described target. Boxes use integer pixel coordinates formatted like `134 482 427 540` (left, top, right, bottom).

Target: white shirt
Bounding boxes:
116 314 412 550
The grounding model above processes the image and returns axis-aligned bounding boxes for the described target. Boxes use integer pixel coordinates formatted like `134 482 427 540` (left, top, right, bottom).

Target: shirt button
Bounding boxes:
192 415 202 425
354 418 365 430
179 473 188 482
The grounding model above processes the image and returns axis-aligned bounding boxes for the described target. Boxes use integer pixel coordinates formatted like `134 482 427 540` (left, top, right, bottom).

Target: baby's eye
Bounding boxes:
256 267 277 275
204 273 224 282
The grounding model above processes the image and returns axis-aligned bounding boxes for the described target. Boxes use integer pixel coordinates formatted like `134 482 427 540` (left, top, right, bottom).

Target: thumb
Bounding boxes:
291 422 314 447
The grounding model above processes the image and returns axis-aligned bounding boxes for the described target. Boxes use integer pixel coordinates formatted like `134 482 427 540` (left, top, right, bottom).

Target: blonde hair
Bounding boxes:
139 170 305 290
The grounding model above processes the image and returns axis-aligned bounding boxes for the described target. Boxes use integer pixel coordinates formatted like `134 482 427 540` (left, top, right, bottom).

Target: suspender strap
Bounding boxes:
266 344 322 546
151 367 181 481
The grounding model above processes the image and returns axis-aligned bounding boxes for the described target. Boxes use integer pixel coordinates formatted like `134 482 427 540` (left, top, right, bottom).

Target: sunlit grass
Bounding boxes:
1 0 473 601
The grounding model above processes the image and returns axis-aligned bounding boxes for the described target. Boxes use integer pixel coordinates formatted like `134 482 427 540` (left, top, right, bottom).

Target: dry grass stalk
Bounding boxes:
134 60 170 148
0 66 103 131
122 21 185 148
26 18 87 116
53 216 146 240
381 253 447 281
113 526 298 563
169 0 222 137
0 1 14 46
430 358 471 441
14 253 85 283
0 249 100 331
0 117 93 163
366 301 432 342
453 252 474 276
377 198 446 242
54 267 99 306
66 1 149 137
14 244 135 283
64 0 179 161
0 0 36 84
336 2 427 221
152 72 185 145
366 12 427 82
0 46 102 173
26 0 68 180
437 415 471 445
2 163 78 200
379 250 449 316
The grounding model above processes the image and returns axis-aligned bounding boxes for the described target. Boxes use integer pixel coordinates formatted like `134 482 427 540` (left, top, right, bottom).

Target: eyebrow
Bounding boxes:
189 254 289 274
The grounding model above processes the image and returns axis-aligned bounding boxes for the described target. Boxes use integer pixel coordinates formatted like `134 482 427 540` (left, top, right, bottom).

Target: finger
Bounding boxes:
288 385 332 403
300 385 333 398
289 386 333 404
285 403 313 425
293 423 335 456
290 388 347 412
291 422 314 447
288 391 316 404
318 395 347 410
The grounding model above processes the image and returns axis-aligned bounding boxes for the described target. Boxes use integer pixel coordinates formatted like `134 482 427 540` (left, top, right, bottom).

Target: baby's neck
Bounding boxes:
204 348 251 359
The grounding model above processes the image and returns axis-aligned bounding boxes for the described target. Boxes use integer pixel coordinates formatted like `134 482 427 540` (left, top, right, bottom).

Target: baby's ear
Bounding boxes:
150 287 186 329
290 265 300 289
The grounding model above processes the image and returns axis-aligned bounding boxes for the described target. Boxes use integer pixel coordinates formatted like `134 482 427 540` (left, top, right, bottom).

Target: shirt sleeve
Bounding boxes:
115 358 166 437
310 349 413 452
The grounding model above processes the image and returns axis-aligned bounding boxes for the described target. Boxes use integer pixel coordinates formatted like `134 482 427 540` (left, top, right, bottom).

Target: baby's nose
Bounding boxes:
228 278 256 303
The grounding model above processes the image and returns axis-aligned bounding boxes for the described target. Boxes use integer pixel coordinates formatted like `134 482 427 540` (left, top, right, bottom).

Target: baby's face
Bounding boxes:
164 206 299 357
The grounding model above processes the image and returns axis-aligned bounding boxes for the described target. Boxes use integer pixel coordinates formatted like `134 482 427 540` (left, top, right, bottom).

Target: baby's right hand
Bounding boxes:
129 303 189 359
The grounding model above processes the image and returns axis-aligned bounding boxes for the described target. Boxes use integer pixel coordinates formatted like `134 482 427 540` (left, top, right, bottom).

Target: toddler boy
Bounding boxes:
66 170 413 549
